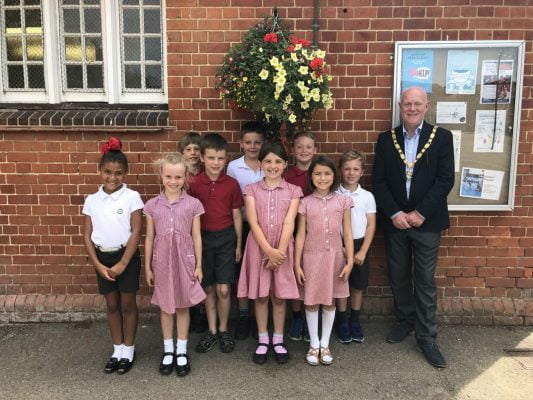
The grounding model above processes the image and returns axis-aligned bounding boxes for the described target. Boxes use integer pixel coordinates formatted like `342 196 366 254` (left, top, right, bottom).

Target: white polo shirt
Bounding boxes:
337 184 376 240
82 184 144 248
227 155 264 221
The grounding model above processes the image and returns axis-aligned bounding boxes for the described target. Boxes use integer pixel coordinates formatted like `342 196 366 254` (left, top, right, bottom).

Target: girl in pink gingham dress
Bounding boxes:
144 153 206 377
294 156 354 366
237 142 302 365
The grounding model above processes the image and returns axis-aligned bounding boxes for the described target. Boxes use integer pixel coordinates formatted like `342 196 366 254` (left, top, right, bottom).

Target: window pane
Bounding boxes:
143 9 160 33
24 0 41 4
7 65 25 88
145 65 161 89
122 9 139 33
124 65 141 88
27 64 45 88
5 1 21 7
26 36 43 60
85 37 102 61
87 65 103 88
144 0 160 5
66 65 83 88
25 8 41 29
124 37 140 61
123 0 139 5
84 8 101 33
6 37 23 61
84 0 100 4
65 37 82 61
63 9 80 33
62 0 80 4
5 9 22 29
144 37 160 61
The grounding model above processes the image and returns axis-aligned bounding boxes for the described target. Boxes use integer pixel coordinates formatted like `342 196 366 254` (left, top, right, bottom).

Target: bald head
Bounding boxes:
399 86 429 135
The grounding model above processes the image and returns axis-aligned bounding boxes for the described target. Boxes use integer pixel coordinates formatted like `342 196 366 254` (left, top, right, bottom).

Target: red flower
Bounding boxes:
263 32 278 43
309 58 324 70
287 45 295 53
290 36 310 47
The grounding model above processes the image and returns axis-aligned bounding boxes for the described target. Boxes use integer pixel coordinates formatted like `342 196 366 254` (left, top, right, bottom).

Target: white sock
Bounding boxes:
176 339 188 366
163 339 174 365
320 308 336 348
112 344 123 359
305 310 320 349
122 344 135 362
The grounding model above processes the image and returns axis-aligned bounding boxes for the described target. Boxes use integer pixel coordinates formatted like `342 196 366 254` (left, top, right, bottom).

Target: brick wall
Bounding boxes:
1 0 532 325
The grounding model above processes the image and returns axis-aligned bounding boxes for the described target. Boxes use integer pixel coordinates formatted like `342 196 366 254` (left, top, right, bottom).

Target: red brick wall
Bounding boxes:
1 0 532 324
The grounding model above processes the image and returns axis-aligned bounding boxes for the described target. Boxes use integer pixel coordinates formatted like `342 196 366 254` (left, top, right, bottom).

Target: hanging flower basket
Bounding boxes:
215 13 333 141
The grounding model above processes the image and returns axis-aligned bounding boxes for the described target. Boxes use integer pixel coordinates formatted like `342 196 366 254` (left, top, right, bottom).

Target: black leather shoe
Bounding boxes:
175 354 190 377
386 323 414 343
418 342 447 368
252 343 268 365
117 352 135 375
159 352 174 375
273 343 289 364
104 357 119 374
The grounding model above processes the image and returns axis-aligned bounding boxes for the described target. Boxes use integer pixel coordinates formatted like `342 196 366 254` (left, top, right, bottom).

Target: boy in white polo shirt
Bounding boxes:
336 150 376 343
227 121 265 340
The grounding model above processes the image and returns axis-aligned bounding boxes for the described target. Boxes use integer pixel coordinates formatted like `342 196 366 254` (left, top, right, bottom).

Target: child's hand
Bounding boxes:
194 266 203 283
145 268 154 287
109 260 126 278
267 248 286 266
235 247 242 263
265 261 280 271
96 265 116 281
294 266 305 285
354 250 366 266
339 263 353 281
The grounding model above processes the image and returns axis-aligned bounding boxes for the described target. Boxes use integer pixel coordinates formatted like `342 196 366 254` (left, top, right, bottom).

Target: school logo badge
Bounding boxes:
117 209 123 214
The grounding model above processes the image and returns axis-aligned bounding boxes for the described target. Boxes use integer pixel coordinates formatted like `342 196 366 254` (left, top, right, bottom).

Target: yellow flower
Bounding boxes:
284 94 293 104
259 47 263 53
300 101 309 110
315 49 326 59
270 56 280 67
288 114 297 123
259 69 269 80
310 88 320 97
282 103 288 110
299 66 309 75
277 68 287 77
295 43 302 51
242 77 248 82
297 81 306 90
265 113 271 121
274 76 286 86
291 52 298 62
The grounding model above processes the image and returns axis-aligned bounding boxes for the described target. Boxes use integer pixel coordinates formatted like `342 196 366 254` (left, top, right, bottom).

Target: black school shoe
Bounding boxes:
117 352 136 375
273 343 289 364
176 354 191 377
418 342 447 368
252 343 269 365
159 352 174 375
104 357 120 374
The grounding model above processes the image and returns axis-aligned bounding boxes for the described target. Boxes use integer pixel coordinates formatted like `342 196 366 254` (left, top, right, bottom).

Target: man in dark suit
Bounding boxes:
372 86 454 368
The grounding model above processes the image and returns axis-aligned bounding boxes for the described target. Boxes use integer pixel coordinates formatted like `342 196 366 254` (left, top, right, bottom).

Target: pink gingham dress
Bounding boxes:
298 191 353 306
144 192 206 313
237 180 302 300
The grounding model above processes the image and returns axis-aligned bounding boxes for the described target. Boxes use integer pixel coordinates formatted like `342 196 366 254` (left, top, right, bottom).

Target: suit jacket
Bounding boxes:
372 121 454 233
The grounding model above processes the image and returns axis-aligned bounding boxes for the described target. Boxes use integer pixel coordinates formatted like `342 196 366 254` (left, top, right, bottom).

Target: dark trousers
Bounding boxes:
385 229 440 343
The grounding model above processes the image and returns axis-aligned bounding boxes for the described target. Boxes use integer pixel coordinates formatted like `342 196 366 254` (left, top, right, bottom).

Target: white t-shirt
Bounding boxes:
82 184 144 248
227 155 264 221
337 184 376 240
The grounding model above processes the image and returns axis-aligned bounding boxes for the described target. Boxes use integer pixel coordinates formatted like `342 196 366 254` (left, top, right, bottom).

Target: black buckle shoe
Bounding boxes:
418 342 447 368
159 352 175 375
273 343 289 364
386 323 414 343
176 354 191 377
104 357 119 374
117 351 135 375
252 343 269 365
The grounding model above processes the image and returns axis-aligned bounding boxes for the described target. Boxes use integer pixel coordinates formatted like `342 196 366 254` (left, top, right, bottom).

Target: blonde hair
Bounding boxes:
153 152 189 189
339 150 365 169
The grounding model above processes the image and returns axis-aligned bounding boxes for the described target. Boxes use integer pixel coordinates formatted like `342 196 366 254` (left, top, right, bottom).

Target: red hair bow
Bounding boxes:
100 137 122 154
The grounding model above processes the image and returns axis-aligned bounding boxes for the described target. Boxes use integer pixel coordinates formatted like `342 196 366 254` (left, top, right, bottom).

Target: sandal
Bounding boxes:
158 352 174 375
320 347 333 365
195 331 218 353
306 347 320 366
273 342 289 364
252 343 269 365
218 331 235 353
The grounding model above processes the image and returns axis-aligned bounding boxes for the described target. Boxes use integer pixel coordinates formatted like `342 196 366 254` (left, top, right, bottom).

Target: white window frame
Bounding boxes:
0 0 167 104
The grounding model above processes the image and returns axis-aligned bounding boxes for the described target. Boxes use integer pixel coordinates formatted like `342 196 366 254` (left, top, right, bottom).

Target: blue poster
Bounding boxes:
402 49 434 93
445 50 479 94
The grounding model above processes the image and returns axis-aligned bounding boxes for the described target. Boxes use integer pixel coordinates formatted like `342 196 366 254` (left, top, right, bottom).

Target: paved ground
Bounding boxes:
0 319 531 400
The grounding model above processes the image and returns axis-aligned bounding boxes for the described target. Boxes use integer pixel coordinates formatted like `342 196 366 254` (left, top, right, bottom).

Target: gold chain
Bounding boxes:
391 126 437 172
